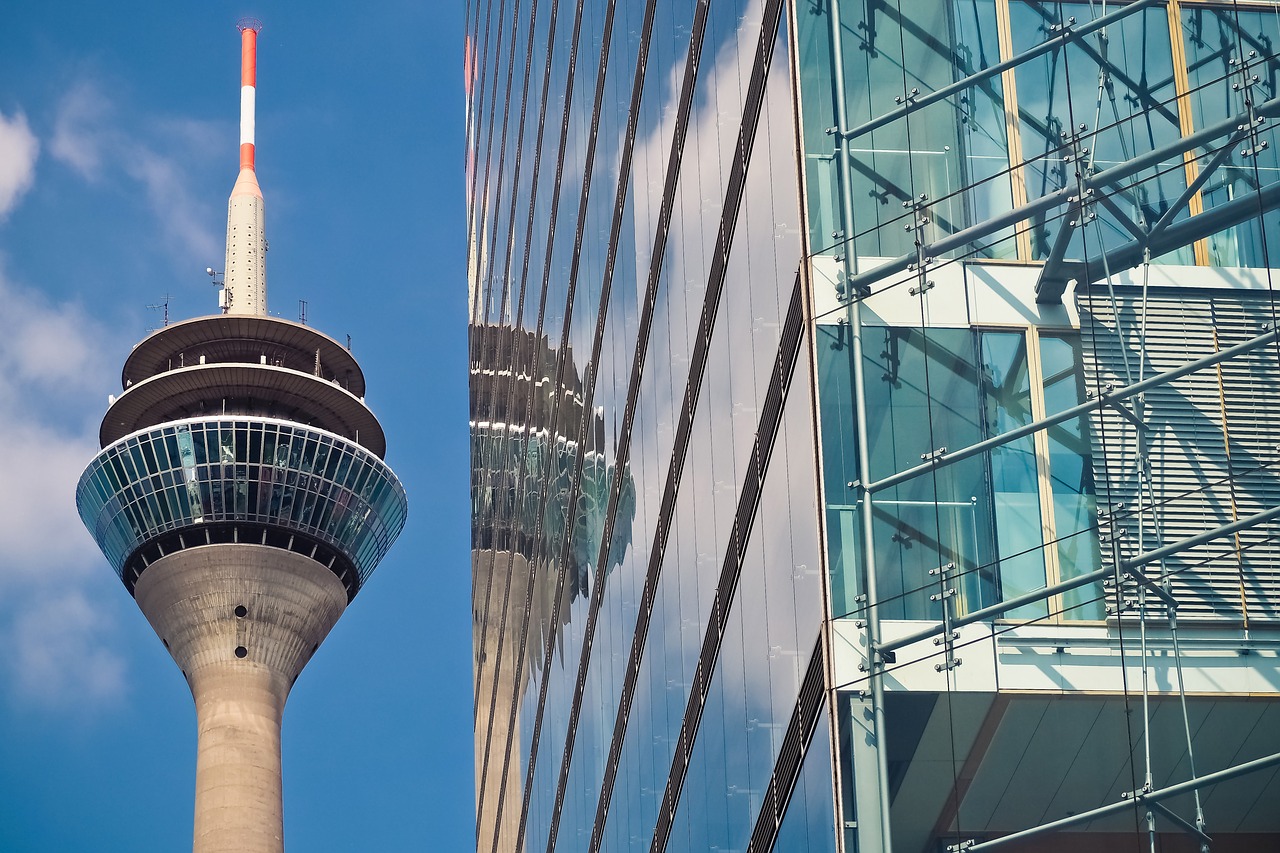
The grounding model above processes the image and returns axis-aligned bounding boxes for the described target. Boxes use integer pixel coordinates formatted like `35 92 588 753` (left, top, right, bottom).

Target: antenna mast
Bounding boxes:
222 19 267 316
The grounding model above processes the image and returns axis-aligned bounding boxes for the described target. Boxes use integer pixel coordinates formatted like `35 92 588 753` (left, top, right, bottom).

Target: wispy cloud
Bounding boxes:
0 109 39 220
49 79 220 263
49 79 109 181
9 591 126 705
0 264 128 708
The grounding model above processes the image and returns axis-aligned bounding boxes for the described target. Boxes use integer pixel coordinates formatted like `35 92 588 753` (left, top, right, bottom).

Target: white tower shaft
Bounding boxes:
224 24 267 316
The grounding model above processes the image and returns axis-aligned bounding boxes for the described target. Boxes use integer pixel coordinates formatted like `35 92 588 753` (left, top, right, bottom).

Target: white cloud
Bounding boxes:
0 109 39 219
0 78 226 710
0 265 129 707
6 590 126 705
49 79 108 180
49 80 219 263
128 145 221 264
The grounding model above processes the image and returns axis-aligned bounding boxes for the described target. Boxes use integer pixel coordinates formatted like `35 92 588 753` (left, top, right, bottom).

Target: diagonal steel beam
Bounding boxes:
1036 178 1280 302
1148 134 1244 238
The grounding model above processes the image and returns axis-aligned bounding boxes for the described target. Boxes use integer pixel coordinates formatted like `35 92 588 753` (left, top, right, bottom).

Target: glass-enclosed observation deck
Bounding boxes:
77 416 407 599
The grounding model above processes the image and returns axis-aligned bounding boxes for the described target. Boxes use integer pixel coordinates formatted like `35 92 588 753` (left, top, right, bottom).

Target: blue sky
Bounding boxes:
0 3 471 850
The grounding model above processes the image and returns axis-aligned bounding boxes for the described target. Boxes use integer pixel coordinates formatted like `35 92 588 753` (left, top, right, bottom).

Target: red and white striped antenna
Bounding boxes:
222 17 268 316
237 18 262 172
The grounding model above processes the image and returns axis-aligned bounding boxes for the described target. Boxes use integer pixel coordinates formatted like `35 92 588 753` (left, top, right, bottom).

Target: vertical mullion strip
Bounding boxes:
1166 0 1211 266
994 0 1033 261
487 0 594 850
476 0 514 325
470 0 554 725
485 0 529 329
470 0 546 711
467 0 503 321
471 0 524 676
646 266 800 853
470 0 547 719
471 4 552 847
536 0 658 846
464 0 487 283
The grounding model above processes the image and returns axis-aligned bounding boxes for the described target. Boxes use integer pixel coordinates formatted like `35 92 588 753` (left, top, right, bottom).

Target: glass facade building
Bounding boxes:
466 1 1280 850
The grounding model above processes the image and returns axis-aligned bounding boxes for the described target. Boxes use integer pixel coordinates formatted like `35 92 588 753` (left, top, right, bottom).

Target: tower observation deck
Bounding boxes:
75 22 406 853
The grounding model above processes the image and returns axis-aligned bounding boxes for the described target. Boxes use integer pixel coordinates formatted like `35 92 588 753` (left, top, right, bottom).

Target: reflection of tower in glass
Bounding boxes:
75 23 406 853
470 325 634 851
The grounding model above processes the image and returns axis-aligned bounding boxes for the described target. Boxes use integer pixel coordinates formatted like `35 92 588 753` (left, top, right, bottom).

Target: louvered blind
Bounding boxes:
1078 286 1280 622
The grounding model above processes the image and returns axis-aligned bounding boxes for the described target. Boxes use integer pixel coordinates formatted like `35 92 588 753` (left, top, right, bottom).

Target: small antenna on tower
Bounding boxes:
146 294 172 332
207 266 229 313
298 299 308 325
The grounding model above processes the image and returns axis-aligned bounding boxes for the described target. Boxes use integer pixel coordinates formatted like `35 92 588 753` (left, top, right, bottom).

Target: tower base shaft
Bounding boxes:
133 544 349 852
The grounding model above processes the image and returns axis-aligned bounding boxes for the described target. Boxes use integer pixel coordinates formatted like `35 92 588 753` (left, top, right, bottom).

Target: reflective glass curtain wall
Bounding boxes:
469 1 1280 852
466 1 835 852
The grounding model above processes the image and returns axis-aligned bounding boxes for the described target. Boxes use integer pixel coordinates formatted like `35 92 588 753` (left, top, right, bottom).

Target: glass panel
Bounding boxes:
1011 0 1191 264
775 706 838 853
864 327 995 620
1039 333 1105 619
795 0 1013 265
1181 5 1280 268
817 323 862 618
979 330 1048 618
76 419 407 586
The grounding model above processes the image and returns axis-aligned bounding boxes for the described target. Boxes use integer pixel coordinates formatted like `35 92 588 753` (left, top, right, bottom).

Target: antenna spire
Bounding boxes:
223 18 267 316
238 19 261 171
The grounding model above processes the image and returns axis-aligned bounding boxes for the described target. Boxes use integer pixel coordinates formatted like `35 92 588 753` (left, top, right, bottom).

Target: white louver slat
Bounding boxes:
1079 287 1280 623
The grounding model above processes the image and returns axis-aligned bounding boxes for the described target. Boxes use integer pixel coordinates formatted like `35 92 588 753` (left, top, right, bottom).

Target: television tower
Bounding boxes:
76 21 407 853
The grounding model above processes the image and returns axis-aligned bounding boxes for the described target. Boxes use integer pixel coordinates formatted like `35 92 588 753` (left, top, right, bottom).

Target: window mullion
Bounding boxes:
1024 323 1066 622
995 0 1034 261
1167 0 1212 266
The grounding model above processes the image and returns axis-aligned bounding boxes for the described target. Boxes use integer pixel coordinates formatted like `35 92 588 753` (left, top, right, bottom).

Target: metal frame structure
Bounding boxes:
819 1 1280 850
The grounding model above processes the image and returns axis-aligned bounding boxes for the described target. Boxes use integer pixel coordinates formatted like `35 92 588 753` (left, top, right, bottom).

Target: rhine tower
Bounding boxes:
76 22 407 852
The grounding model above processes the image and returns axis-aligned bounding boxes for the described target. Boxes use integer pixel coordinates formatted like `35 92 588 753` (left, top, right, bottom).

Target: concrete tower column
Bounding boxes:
134 546 349 853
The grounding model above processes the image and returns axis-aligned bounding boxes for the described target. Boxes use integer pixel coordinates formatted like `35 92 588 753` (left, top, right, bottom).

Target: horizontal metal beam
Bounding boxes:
877 564 1114 656
967 750 1280 851
875 489 1280 657
867 325 1280 494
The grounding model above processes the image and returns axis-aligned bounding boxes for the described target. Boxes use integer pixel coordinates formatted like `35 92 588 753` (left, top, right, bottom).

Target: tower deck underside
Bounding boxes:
122 315 365 395
106 314 383 455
